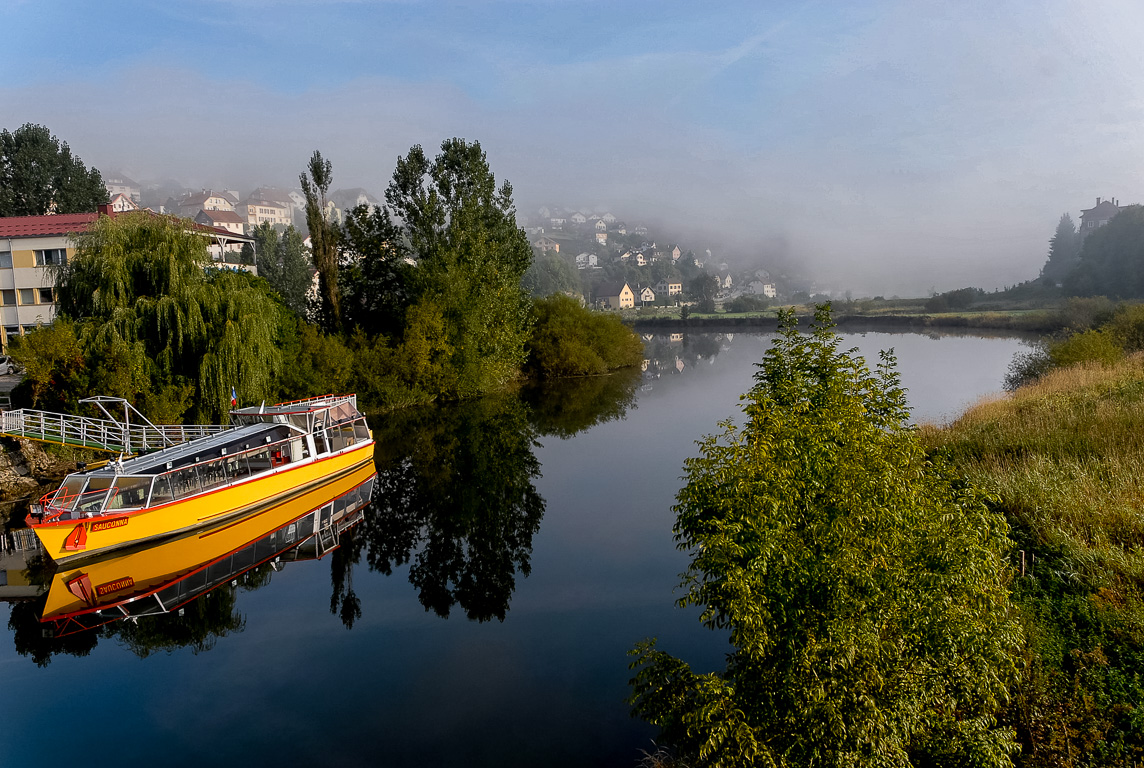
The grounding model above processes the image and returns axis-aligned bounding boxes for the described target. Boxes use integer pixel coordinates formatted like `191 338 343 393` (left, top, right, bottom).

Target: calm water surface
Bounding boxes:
0 331 1029 767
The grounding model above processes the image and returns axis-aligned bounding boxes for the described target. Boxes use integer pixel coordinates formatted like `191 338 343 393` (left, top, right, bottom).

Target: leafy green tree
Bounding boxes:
649 259 681 284
8 318 87 411
386 139 533 396
689 270 720 313
0 123 107 216
522 253 582 298
55 211 285 422
630 306 1021 767
251 222 313 318
300 150 341 332
1041 213 1081 284
339 202 412 338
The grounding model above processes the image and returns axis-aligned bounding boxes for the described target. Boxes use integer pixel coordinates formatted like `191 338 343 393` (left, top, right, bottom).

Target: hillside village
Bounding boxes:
523 206 785 310
3 164 838 354
104 173 380 242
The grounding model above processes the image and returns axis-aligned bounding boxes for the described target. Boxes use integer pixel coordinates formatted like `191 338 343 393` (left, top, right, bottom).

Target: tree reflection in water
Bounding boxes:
6 370 641 661
351 395 545 622
8 570 263 667
333 369 640 623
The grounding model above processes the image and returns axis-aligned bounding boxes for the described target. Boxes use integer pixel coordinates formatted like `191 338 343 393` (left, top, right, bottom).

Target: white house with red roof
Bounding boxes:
109 193 140 213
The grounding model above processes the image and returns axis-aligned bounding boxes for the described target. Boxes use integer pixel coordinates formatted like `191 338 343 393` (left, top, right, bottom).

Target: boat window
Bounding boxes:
329 402 357 423
169 466 202 499
77 477 114 515
198 457 229 492
106 476 152 511
227 454 251 482
246 446 274 473
150 476 175 506
51 476 87 510
353 418 370 441
329 423 355 452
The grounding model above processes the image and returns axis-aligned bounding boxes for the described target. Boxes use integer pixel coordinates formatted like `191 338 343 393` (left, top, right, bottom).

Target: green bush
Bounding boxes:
726 295 770 313
630 307 1021 766
1048 329 1123 368
525 295 644 377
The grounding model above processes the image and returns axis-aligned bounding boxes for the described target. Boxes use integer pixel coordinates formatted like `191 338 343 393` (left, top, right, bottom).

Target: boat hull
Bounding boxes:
41 460 377 622
31 440 375 564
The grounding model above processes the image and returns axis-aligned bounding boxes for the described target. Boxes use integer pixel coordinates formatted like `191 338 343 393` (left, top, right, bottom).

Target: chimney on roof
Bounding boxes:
97 203 113 218
1097 197 1101 205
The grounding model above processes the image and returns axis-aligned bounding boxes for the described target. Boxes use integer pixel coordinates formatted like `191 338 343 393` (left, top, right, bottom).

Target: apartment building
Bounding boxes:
0 207 254 349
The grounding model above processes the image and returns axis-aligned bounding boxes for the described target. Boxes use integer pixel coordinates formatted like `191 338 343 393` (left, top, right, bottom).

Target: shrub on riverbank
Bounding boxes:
921 356 1144 766
1005 300 1144 388
524 295 644 377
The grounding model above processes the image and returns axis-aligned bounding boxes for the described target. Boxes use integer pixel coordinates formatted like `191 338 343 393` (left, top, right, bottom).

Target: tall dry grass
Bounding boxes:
921 354 1144 596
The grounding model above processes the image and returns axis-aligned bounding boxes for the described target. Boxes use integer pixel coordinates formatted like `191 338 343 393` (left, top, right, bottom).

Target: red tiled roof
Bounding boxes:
196 209 245 225
0 213 98 238
0 210 252 243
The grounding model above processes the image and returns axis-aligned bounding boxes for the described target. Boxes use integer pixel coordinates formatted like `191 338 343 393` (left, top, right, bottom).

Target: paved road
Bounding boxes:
0 373 20 399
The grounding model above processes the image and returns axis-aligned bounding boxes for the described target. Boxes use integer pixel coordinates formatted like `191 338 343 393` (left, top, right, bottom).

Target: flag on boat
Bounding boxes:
230 386 237 407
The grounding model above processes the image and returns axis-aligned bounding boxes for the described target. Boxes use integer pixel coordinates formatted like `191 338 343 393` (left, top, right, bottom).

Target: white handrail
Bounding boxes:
0 408 231 454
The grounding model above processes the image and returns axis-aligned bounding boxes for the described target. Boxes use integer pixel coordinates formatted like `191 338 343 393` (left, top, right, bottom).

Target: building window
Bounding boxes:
18 289 35 305
0 252 11 269
1 291 14 306
39 288 53 303
34 248 67 266
4 326 19 339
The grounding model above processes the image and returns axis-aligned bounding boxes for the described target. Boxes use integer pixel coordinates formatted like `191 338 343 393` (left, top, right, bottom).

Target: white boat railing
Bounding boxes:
0 408 230 455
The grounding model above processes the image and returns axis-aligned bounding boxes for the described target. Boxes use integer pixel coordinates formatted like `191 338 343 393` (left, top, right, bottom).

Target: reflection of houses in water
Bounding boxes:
0 529 41 601
635 330 741 391
36 466 376 638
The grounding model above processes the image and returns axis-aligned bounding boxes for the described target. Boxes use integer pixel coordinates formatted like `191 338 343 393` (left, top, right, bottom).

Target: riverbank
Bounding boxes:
631 309 1059 334
919 355 1144 766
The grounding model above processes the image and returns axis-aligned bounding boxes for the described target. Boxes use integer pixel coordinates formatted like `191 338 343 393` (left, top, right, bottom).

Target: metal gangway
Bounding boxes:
0 396 232 455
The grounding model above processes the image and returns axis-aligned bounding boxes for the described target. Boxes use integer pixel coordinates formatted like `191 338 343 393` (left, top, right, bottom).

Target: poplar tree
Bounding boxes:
1041 213 1080 284
301 150 341 332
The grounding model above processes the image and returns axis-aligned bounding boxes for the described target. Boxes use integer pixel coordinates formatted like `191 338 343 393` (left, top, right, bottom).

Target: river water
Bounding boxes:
0 330 1030 767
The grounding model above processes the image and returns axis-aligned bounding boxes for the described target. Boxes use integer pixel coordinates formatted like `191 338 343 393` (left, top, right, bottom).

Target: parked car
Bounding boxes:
0 355 22 375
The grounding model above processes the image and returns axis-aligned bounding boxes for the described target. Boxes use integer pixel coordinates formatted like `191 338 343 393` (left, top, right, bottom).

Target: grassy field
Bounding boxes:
919 356 1144 766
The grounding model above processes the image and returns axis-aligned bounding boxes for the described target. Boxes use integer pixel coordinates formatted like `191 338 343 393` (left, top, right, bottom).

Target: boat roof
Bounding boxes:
230 394 359 418
95 422 277 477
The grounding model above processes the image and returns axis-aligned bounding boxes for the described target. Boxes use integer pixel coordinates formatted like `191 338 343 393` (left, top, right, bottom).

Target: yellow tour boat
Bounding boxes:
27 394 375 564
40 459 377 636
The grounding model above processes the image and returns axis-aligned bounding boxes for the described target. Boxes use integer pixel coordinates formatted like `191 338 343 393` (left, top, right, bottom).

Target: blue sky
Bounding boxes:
3 0 1143 294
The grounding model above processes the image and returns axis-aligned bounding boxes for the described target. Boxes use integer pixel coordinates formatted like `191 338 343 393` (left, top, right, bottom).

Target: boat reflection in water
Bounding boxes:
38 460 377 638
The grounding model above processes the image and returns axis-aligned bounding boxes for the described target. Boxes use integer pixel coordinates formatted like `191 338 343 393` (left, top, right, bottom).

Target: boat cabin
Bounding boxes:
36 395 370 522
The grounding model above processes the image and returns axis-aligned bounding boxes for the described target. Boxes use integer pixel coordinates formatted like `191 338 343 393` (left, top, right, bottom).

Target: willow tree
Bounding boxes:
630 307 1021 767
55 211 283 422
